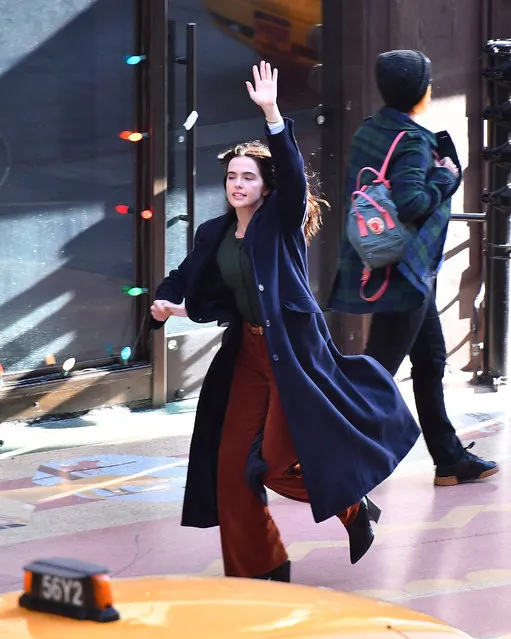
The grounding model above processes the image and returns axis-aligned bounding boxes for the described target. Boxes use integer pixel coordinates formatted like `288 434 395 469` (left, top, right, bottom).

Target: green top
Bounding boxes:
216 221 263 326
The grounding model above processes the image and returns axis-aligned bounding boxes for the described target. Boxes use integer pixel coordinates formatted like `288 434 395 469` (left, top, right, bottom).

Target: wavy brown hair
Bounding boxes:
218 140 328 245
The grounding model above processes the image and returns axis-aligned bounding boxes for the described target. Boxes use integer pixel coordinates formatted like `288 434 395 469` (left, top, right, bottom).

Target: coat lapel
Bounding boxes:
187 214 232 292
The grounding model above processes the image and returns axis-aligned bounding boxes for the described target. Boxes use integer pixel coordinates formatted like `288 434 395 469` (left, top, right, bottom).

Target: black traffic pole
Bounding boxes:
176 23 197 256
481 39 511 385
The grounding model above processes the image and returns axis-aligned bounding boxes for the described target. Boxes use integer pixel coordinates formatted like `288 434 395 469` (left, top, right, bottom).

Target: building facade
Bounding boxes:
0 0 505 421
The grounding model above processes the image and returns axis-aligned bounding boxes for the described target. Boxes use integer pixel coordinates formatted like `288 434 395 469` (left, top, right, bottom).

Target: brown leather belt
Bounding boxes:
247 323 264 335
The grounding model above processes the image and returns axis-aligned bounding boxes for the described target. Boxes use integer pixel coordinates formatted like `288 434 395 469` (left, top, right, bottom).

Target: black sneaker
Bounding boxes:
434 442 499 486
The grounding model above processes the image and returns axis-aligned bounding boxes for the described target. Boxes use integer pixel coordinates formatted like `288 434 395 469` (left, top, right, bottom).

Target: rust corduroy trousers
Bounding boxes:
217 322 360 578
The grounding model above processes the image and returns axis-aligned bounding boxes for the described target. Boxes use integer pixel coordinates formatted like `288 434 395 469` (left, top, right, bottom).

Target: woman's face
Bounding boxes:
225 156 269 211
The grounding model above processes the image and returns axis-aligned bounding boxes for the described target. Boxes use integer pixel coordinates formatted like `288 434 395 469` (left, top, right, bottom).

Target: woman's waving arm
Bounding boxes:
246 62 307 230
246 61 282 130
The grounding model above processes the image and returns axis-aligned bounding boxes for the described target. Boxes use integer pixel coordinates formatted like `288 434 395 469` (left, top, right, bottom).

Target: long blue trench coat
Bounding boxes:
151 119 421 527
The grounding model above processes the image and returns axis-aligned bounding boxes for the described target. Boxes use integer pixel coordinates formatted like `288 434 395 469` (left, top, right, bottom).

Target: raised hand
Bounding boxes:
246 61 278 108
246 61 281 122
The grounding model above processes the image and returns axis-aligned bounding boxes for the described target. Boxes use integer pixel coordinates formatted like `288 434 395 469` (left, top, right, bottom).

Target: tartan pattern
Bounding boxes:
329 107 459 314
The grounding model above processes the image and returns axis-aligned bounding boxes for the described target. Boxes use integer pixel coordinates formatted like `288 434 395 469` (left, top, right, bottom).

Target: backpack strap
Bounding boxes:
360 266 391 302
375 130 408 185
356 167 379 191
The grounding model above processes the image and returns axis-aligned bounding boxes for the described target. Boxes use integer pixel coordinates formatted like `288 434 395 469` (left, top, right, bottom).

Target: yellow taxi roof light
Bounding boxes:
18 558 120 623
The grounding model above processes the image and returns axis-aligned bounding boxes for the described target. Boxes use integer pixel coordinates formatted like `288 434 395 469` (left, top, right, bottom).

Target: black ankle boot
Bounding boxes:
254 560 291 582
346 497 381 564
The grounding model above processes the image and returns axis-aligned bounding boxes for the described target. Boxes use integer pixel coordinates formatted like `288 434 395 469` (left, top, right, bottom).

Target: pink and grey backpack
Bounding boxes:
346 131 412 301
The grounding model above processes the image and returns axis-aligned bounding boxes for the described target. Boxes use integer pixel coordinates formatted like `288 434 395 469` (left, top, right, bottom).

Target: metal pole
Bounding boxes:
148 0 168 407
481 38 511 385
185 23 197 255
450 213 486 222
485 206 511 381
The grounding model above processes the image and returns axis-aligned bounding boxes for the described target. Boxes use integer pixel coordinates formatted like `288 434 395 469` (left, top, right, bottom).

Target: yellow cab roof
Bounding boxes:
0 575 472 639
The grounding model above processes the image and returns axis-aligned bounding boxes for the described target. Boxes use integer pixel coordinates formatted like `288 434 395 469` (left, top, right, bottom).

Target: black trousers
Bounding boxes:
365 287 465 466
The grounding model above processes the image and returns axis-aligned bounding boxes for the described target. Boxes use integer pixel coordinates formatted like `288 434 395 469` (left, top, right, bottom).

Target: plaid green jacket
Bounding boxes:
328 107 460 314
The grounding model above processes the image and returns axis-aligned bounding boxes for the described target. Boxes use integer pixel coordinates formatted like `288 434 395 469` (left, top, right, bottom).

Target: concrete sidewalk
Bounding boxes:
0 399 198 458
0 371 508 460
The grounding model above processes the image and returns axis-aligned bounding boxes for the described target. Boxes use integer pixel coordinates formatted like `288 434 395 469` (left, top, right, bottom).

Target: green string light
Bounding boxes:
121 286 148 297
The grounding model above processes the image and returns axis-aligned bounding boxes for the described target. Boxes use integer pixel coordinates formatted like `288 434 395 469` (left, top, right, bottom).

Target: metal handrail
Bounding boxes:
451 212 486 222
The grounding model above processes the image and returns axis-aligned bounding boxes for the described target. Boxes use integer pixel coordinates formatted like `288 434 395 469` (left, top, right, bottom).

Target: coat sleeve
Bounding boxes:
149 223 207 330
265 117 308 231
389 134 458 223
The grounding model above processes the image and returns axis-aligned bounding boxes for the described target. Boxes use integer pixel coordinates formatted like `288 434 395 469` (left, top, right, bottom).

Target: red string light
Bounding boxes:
115 205 130 215
119 130 146 142
140 209 153 220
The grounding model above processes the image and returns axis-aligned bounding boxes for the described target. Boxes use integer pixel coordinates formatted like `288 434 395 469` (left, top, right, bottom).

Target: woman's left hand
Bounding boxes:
246 61 278 110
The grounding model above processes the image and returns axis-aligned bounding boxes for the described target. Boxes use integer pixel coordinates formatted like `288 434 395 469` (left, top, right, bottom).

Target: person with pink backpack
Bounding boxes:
329 49 499 486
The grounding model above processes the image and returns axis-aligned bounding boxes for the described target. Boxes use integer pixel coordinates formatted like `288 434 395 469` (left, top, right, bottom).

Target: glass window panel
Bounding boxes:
0 0 137 375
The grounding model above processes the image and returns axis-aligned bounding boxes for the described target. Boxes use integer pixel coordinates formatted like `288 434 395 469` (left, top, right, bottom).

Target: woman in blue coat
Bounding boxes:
150 62 420 582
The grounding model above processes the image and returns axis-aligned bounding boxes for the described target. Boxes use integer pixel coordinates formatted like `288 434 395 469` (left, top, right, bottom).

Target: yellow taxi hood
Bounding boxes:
0 575 473 639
